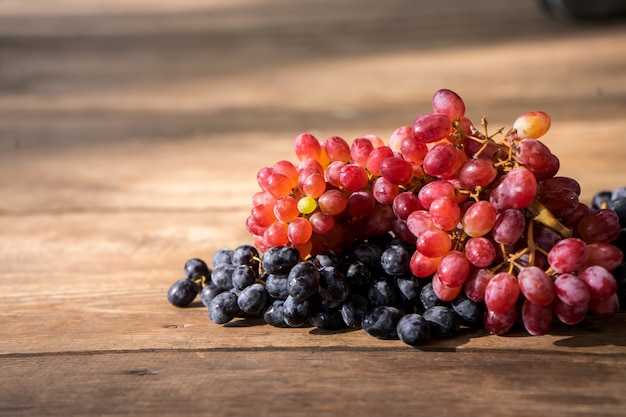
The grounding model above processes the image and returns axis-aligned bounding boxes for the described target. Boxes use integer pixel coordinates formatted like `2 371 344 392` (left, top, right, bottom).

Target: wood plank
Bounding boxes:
2 349 625 417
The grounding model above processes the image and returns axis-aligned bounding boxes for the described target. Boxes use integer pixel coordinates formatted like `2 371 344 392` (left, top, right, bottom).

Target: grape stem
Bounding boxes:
491 202 571 276
526 200 572 238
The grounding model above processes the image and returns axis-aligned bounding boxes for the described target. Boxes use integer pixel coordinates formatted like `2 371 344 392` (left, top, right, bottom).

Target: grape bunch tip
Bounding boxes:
168 88 626 346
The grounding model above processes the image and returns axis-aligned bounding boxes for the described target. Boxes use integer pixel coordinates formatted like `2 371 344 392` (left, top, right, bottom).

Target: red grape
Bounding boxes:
350 138 374 167
326 160 345 188
418 180 456 210
365 146 394 176
538 188 579 218
437 251 471 287
417 229 452 258
389 125 412 153
464 237 496 268
429 196 461 231
492 208 525 246
406 209 435 238
514 139 559 180
432 272 462 302
458 157 497 189
318 189 348 216
263 221 289 246
380 156 414 185
501 167 537 209
339 164 369 191
409 250 441 278
413 113 453 143
423 142 458 177
577 265 617 299
274 196 299 222
400 135 428 164
462 200 497 237
464 268 494 302
588 293 619 318
582 243 624 271
484 306 517 335
301 172 326 198
372 176 400 205
324 136 351 163
309 212 335 235
554 274 590 307
540 176 581 196
484 272 520 314
521 299 553 336
287 217 313 245
432 88 466 120
346 191 376 218
578 209 621 243
272 160 299 188
517 266 555 306
294 133 322 161
547 238 588 274
554 298 587 325
392 192 421 220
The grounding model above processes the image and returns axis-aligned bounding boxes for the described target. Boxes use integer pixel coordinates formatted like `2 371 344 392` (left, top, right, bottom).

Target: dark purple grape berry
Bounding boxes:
167 278 199 307
368 278 396 307
283 295 313 327
318 266 350 308
208 291 240 324
237 283 268 315
211 249 233 267
262 246 301 274
263 299 290 328
231 265 258 295
265 273 289 300
287 261 320 301
380 245 410 276
341 294 369 329
362 306 403 339
423 306 459 338
309 304 346 330
232 244 260 272
396 314 429 346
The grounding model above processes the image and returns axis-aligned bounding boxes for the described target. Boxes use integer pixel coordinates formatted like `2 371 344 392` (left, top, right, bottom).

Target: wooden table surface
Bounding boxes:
1 1 626 416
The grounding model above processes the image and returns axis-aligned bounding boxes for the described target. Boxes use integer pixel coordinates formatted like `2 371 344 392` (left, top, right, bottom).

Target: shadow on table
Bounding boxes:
497 317 626 348
550 319 626 348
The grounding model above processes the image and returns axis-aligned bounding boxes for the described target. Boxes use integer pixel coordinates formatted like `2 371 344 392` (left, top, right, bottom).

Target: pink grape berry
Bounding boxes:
484 272 520 314
294 133 322 161
547 238 589 274
432 88 466 120
412 113 453 143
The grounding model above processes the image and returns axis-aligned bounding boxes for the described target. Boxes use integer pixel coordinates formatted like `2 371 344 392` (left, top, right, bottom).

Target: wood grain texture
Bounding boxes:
1 0 626 416
2 349 625 417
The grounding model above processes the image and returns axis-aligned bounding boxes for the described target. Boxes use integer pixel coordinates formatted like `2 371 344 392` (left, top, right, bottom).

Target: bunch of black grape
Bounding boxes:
168 240 493 346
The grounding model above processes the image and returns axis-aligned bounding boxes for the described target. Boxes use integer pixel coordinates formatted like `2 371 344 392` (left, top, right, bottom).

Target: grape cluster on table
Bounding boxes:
167 89 625 346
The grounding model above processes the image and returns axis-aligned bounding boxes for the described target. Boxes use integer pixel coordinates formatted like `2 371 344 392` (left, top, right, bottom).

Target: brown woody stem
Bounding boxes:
526 200 572 238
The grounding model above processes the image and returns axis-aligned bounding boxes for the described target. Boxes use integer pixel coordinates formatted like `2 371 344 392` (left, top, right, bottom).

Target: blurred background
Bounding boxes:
1 0 625 146
0 0 625 241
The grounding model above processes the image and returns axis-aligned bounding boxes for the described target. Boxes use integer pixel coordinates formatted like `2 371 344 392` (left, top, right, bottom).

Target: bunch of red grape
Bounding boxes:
244 88 622 336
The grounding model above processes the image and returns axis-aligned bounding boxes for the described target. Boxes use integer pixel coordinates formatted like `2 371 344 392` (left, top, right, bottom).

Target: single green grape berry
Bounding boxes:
297 196 317 214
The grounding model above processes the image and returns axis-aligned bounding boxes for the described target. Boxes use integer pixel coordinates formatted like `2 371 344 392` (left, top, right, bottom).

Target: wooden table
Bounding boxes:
1 1 626 416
